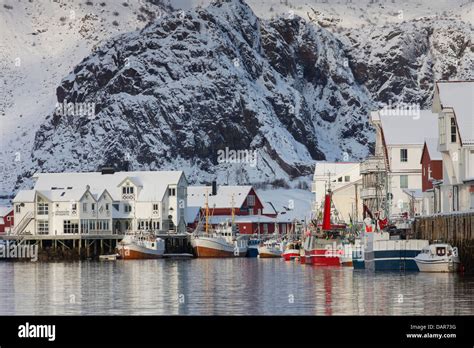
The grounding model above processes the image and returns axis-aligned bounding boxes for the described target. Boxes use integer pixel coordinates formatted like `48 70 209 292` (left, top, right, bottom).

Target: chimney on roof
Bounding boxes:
212 181 217 196
101 167 115 175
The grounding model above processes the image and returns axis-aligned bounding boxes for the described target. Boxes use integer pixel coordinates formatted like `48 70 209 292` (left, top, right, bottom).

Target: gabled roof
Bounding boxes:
32 171 184 202
12 190 36 203
422 138 442 161
0 206 12 217
436 81 474 145
378 110 438 146
187 185 253 208
314 162 359 177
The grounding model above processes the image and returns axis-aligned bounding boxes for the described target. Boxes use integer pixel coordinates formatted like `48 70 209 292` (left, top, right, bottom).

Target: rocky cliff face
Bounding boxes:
17 0 473 189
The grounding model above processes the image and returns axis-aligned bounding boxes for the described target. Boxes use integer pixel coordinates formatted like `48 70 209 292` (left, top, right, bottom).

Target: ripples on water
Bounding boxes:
0 259 473 315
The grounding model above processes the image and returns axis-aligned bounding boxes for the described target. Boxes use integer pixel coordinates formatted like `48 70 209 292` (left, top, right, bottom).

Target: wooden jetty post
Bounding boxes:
413 212 474 273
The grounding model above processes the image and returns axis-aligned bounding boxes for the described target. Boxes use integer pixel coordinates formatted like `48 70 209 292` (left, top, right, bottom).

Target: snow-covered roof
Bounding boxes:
423 137 442 161
13 190 36 203
185 206 201 223
314 162 359 177
32 171 184 202
257 188 312 222
208 215 277 224
436 81 474 145
187 185 253 208
0 206 12 217
379 110 438 146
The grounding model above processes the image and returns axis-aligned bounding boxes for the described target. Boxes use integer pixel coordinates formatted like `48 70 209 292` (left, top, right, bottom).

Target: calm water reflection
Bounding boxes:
0 259 473 315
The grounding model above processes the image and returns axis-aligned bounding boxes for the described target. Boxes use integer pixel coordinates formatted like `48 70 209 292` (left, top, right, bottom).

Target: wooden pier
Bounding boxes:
413 212 474 273
0 233 193 261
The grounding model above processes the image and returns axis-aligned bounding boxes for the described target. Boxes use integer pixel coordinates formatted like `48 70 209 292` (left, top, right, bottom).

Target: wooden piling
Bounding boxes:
413 212 474 274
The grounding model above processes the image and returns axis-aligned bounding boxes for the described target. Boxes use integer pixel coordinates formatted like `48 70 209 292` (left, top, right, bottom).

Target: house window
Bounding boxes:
64 220 79 234
15 205 20 214
37 203 49 215
451 117 457 143
122 186 134 195
168 188 176 196
105 204 110 211
247 195 255 207
124 204 132 213
83 203 87 212
400 175 408 189
439 117 445 145
71 203 77 211
400 149 408 162
7 216 11 222
112 203 120 211
153 204 159 211
37 221 49 235
91 203 96 211
345 176 350 182
338 177 343 182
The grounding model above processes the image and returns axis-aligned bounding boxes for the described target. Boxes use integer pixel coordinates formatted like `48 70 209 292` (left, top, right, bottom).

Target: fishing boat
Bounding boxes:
415 243 460 273
258 238 284 258
364 231 428 271
247 237 261 257
117 232 165 260
191 191 247 258
352 238 365 269
302 186 344 266
282 240 301 261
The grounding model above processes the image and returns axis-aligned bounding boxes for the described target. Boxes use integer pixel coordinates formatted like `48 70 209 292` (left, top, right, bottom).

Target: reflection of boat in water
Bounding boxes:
258 239 283 258
415 243 460 273
117 232 165 260
365 231 428 271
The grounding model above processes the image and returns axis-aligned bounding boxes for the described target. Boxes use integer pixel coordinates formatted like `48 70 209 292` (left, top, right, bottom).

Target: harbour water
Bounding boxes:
0 259 473 316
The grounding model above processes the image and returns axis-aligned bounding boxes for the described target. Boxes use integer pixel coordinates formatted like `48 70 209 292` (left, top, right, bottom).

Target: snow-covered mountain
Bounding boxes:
1 0 472 197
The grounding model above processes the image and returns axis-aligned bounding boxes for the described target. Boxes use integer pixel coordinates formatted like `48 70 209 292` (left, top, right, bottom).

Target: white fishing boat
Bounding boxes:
258 238 284 258
117 232 165 260
415 243 460 273
191 192 247 257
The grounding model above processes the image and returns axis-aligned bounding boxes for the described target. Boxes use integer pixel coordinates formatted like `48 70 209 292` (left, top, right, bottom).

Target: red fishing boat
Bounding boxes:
302 187 345 266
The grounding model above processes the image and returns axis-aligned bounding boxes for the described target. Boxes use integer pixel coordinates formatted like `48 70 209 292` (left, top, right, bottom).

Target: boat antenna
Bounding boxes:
231 193 235 225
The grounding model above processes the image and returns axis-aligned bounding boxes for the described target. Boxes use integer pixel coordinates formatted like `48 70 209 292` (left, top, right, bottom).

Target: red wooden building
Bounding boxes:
420 138 443 192
186 184 293 235
0 207 14 234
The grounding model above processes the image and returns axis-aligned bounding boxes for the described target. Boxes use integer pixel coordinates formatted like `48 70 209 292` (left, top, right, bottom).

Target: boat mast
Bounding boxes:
205 188 209 234
231 193 235 225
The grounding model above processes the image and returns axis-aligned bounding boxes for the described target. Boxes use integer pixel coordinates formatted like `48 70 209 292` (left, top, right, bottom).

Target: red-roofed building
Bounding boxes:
0 207 14 234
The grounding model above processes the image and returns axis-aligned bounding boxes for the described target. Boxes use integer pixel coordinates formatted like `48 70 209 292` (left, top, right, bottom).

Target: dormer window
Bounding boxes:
122 186 134 194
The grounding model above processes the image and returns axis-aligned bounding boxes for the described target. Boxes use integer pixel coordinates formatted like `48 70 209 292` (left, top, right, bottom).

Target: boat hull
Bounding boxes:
118 244 164 260
304 249 340 266
282 250 300 261
365 250 421 271
258 246 282 258
191 237 236 258
352 259 365 269
246 246 259 258
415 259 460 273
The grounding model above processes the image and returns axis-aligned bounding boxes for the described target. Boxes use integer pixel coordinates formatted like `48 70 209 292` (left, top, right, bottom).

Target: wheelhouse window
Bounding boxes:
450 117 457 143
400 149 408 162
37 202 49 215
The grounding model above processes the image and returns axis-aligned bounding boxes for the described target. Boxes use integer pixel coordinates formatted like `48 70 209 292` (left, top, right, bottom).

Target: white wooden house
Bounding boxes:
12 170 188 236
432 81 474 212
